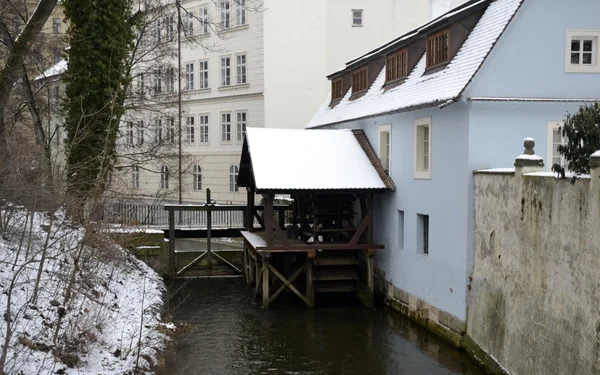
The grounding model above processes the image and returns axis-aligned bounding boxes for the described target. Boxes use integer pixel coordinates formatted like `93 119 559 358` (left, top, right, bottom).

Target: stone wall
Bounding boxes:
468 151 600 375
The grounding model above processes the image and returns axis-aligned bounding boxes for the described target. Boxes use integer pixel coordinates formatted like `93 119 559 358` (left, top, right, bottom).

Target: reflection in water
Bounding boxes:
163 278 483 375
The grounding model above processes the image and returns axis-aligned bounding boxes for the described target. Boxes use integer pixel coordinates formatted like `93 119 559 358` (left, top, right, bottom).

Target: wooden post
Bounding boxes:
264 194 274 246
367 194 374 245
243 241 249 284
262 255 270 308
206 189 212 268
168 209 176 278
277 207 285 229
306 253 315 307
366 252 374 306
247 187 254 230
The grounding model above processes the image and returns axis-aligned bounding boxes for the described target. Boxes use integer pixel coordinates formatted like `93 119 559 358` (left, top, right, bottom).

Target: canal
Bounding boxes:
162 277 485 375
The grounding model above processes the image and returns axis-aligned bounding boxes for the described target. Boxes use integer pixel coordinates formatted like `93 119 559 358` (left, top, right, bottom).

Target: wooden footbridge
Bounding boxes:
165 127 395 308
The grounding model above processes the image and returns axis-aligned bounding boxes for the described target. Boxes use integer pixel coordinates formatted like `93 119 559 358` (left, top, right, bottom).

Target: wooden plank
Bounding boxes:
267 263 310 306
315 282 356 293
168 209 176 278
262 256 270 308
176 251 208 277
349 214 370 245
258 244 385 252
254 263 262 298
253 210 265 230
367 194 374 245
212 251 242 274
306 257 314 307
268 262 306 304
243 242 249 284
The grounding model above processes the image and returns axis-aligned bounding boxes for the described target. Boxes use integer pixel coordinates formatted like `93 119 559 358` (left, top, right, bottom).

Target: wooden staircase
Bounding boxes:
313 251 359 294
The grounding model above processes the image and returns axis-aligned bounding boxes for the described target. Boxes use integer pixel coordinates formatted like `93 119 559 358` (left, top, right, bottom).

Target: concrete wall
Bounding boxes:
469 162 600 375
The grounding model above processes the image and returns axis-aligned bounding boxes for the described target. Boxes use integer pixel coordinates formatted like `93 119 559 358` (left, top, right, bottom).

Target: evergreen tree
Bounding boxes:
556 103 600 175
62 0 137 199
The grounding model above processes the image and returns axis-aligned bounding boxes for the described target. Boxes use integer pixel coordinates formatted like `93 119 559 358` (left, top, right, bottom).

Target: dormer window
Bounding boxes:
331 78 344 101
426 29 450 69
352 66 368 95
386 49 408 83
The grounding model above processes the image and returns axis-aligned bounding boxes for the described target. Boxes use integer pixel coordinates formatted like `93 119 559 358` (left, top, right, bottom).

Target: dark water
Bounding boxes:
164 278 484 375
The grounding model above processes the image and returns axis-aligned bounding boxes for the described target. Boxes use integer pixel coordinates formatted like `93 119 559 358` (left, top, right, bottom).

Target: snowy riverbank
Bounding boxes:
0 208 170 374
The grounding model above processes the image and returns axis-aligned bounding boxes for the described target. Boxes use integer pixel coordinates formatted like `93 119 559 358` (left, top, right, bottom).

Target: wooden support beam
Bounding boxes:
366 252 374 307
306 256 314 307
264 194 274 246
168 209 176 278
176 251 208 277
267 262 310 306
262 256 270 308
269 262 306 304
254 263 263 298
243 241 249 284
253 210 265 230
349 214 370 245
212 251 242 274
367 194 374 245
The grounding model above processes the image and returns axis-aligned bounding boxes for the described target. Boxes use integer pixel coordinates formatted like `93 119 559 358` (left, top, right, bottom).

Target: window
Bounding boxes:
414 117 432 179
426 29 450 69
229 164 239 192
167 117 175 143
137 120 144 145
137 73 145 95
236 0 246 26
565 30 600 73
221 113 232 142
185 63 194 90
166 67 175 93
378 124 391 174
331 78 343 101
221 57 231 86
154 19 162 43
236 111 247 142
186 116 195 144
53 48 61 64
220 1 230 29
351 66 368 95
352 10 362 26
199 60 209 89
154 118 163 143
160 166 169 189
417 214 429 255
52 18 61 34
397 210 404 249
199 6 209 34
126 122 134 145
547 121 568 170
199 115 209 143
236 54 247 84
132 165 140 189
153 68 162 94
386 49 408 83
165 15 175 41
193 165 202 191
186 10 194 35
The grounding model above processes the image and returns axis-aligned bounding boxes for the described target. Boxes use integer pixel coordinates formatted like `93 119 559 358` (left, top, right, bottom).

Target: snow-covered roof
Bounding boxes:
242 128 393 191
307 0 522 129
35 59 67 81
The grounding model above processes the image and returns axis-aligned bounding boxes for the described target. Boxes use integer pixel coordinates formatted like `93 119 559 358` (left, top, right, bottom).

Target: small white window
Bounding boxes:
414 117 432 179
193 165 202 191
236 111 247 142
199 60 209 89
199 6 209 34
186 116 195 144
229 164 239 192
565 30 600 73
221 57 231 86
137 120 144 145
132 165 140 189
352 9 363 26
236 54 247 84
199 115 209 143
236 0 246 26
221 112 232 143
160 166 169 189
546 121 568 170
417 214 429 255
378 124 391 174
53 18 61 34
185 63 194 90
220 1 230 29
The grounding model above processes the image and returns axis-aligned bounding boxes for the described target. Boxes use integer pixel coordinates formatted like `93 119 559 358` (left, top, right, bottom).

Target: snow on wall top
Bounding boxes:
245 127 388 190
35 59 67 81
307 0 522 129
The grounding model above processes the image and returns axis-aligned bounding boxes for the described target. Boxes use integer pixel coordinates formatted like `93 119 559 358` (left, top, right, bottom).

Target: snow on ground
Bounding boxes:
0 208 169 374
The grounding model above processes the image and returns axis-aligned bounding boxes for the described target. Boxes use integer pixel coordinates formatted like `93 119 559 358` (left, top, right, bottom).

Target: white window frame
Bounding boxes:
199 60 209 89
193 165 202 191
229 164 239 192
186 115 196 144
221 112 232 143
185 62 195 90
352 9 363 27
565 30 600 73
235 111 247 143
52 18 61 34
414 116 432 180
236 53 247 84
132 165 140 189
236 0 246 26
378 124 391 174
199 114 209 144
220 1 230 29
198 6 209 34
221 56 231 86
546 121 568 170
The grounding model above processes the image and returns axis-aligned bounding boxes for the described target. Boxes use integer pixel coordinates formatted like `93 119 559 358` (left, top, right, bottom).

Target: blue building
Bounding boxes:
307 0 600 342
